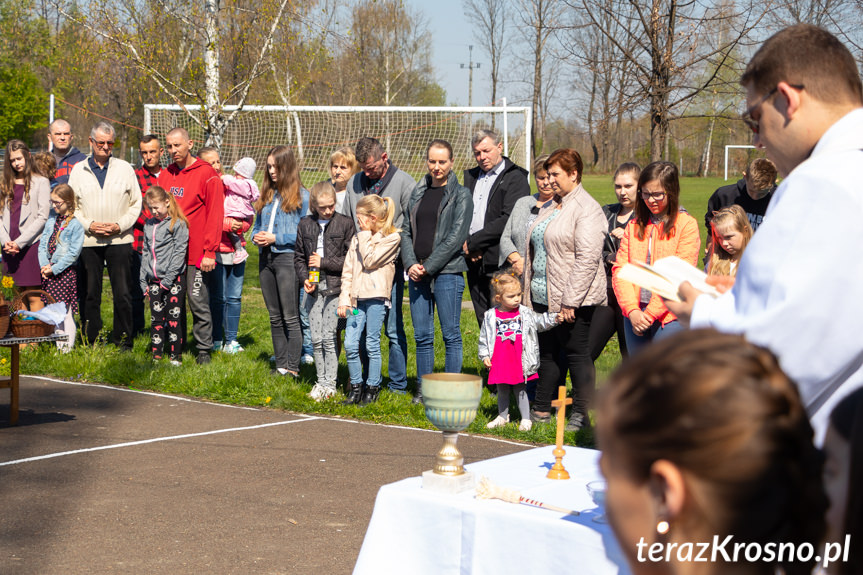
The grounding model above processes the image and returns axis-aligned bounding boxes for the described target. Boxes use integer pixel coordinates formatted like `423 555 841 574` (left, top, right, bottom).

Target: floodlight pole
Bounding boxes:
460 45 481 106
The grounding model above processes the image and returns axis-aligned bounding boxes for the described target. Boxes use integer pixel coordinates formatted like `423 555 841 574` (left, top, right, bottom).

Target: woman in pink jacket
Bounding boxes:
612 161 700 355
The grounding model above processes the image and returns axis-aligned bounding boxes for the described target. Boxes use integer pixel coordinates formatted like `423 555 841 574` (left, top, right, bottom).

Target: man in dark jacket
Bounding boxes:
463 129 530 326
48 119 87 186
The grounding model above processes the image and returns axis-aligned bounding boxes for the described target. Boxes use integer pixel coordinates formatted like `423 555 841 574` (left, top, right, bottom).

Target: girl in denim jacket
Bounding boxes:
38 183 84 350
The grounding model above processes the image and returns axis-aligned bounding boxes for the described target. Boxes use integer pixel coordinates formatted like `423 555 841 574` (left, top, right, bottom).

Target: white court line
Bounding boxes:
1 418 320 467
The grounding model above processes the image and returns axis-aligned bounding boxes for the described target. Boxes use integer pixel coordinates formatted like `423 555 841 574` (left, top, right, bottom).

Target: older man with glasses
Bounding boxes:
68 121 142 349
667 24 863 444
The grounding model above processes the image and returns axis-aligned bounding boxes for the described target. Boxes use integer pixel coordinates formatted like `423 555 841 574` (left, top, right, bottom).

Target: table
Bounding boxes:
0 333 68 425
354 445 631 575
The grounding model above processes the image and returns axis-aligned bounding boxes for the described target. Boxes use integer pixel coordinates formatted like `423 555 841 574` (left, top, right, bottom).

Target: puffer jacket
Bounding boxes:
611 209 701 326
478 305 558 382
522 185 607 312
400 171 472 276
140 216 189 291
294 212 356 297
338 230 401 308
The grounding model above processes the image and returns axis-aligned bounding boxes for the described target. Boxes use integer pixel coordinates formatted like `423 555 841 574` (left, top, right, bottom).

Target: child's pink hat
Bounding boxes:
233 157 256 179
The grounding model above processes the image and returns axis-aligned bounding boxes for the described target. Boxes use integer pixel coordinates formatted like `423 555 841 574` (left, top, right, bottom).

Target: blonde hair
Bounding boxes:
708 205 752 277
329 146 359 175
145 185 189 231
51 183 77 231
309 180 336 210
490 270 521 299
356 195 399 236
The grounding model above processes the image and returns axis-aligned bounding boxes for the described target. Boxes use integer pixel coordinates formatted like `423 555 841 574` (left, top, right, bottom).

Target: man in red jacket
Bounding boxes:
158 128 225 364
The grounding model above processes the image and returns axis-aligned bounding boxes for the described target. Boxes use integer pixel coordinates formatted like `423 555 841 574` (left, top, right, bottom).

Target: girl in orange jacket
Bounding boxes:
611 161 700 354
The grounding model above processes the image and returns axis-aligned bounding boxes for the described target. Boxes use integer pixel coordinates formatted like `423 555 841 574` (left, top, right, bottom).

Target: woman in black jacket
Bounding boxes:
401 139 474 403
295 181 356 400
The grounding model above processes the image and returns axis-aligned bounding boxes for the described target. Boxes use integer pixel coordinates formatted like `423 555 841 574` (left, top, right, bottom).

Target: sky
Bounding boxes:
403 0 494 107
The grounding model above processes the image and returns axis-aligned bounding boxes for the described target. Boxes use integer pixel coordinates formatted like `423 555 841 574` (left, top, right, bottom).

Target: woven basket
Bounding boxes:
0 292 9 338
11 289 56 338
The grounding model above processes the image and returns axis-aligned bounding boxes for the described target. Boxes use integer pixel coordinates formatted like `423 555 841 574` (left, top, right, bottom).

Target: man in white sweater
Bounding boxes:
69 121 142 349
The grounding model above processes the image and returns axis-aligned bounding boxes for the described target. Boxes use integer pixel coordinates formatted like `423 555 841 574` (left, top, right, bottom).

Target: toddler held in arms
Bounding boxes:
221 157 260 265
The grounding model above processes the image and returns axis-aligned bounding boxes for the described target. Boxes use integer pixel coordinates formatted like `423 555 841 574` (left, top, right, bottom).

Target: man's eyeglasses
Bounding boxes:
742 84 804 134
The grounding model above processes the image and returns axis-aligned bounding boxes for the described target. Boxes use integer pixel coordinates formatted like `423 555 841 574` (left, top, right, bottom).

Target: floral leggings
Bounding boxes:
148 275 186 360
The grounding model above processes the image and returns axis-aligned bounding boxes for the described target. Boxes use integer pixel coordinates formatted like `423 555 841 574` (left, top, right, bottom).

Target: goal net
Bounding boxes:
144 104 532 180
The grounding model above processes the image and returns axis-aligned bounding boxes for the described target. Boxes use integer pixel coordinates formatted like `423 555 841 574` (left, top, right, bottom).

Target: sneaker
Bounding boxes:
320 387 337 400
529 408 551 423
212 341 223 352
486 415 509 429
170 359 182 366
223 340 244 354
518 419 533 432
232 246 249 265
309 385 324 401
301 354 315 365
196 351 211 365
565 412 586 432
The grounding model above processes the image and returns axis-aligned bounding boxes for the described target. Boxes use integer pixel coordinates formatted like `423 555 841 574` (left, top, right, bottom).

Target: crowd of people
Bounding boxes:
1 22 861 575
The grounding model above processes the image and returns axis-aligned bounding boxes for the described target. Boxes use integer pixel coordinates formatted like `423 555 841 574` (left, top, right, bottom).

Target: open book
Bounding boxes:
616 256 722 302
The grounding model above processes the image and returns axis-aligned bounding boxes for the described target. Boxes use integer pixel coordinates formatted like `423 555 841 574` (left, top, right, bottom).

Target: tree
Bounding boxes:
0 65 47 144
53 0 297 148
464 0 508 107
575 0 763 161
348 0 445 106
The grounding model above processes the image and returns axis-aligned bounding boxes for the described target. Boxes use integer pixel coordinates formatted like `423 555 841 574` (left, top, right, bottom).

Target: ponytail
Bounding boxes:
379 196 399 236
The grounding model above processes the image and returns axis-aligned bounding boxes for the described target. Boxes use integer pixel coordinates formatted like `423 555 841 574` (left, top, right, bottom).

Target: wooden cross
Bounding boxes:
547 386 572 480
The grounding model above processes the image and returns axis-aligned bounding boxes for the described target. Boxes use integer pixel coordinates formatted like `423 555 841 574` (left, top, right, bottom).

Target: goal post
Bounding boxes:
724 145 757 181
144 104 533 180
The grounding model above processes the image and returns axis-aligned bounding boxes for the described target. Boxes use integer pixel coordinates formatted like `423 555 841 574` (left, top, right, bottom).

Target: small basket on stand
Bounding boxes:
0 292 10 338
11 289 57 338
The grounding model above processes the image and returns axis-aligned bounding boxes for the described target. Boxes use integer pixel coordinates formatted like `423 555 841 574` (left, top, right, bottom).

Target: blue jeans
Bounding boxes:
623 317 683 356
299 289 313 356
211 260 246 344
345 299 388 389
409 273 465 387
384 267 408 392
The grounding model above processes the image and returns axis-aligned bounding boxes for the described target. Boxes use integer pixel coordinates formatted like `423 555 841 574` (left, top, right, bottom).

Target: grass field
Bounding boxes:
4 175 730 447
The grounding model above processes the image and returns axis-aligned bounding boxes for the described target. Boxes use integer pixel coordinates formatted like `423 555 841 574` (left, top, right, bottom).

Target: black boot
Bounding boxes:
342 384 363 405
360 386 380 405
411 382 423 405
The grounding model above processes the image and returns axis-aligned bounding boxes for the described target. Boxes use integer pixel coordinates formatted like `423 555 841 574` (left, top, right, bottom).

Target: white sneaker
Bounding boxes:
308 385 324 401
320 387 337 400
223 340 244 354
518 419 533 432
170 360 182 366
301 354 315 365
486 415 509 429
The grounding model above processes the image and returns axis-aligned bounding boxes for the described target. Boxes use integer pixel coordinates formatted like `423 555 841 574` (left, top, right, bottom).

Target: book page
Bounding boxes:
616 256 721 302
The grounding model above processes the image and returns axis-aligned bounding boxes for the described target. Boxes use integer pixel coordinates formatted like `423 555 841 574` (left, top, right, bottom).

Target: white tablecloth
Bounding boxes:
354 445 631 575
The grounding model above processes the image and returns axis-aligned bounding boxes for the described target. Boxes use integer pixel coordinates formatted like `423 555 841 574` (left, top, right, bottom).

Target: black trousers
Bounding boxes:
533 304 596 416
80 244 134 348
466 259 495 328
588 285 628 360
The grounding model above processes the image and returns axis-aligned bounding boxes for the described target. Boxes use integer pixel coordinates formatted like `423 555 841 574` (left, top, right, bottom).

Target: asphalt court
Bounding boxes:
1 376 530 574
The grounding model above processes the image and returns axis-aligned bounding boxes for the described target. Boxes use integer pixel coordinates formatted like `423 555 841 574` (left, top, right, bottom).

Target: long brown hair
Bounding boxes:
145 186 189 231
257 145 302 214
634 161 680 241
1 140 34 211
598 329 827 575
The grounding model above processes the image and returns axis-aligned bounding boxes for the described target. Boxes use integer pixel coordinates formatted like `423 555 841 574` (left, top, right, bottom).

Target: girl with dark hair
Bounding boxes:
823 387 863 575
611 161 700 354
1 139 51 311
597 329 828 575
253 145 310 377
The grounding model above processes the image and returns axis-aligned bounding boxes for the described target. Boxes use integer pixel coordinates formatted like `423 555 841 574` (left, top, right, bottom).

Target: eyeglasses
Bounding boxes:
741 84 805 134
50 200 66 207
640 190 666 201
90 138 115 148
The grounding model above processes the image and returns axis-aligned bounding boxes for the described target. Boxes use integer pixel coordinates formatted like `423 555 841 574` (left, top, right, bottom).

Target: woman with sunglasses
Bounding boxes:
611 161 700 355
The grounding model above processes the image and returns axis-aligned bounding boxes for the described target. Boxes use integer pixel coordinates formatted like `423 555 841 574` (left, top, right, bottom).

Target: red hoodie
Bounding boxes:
158 158 225 266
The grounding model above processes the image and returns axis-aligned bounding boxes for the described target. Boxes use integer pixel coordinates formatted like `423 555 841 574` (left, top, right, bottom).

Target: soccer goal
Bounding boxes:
723 145 757 181
144 103 532 180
